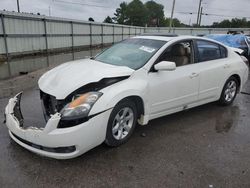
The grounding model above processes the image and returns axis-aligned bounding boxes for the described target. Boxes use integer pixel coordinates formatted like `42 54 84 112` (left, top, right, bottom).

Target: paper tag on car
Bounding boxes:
139 46 156 53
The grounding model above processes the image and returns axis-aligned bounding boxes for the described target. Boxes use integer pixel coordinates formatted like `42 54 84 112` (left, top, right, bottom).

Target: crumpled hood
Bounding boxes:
38 59 134 99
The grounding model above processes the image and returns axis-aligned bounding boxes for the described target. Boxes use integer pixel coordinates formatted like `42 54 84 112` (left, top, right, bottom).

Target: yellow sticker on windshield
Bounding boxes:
139 46 156 53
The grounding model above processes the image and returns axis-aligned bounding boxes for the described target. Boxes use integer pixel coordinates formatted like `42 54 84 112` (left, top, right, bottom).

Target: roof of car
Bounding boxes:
133 34 231 49
134 34 204 42
141 33 179 37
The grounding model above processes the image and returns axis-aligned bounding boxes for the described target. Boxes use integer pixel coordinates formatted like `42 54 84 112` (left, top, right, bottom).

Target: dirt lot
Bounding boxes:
0 78 250 188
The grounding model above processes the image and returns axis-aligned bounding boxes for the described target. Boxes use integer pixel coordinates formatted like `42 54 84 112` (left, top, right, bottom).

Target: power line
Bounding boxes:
202 13 250 19
53 0 112 9
167 11 250 19
166 4 250 14
205 7 250 14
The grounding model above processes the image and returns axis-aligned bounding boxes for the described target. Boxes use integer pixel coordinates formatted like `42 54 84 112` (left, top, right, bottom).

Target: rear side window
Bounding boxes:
220 46 227 58
197 40 227 62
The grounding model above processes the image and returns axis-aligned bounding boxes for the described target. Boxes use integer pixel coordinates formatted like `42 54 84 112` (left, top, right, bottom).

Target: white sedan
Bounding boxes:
4 35 249 159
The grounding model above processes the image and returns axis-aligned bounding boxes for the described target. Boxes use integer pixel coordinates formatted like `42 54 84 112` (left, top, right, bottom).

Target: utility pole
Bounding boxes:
49 6 51 16
169 0 176 33
196 0 202 25
17 0 20 12
199 7 203 26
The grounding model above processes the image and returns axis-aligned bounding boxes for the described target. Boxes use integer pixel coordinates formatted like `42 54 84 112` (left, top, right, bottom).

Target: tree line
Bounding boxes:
102 0 250 28
103 0 185 27
210 18 250 28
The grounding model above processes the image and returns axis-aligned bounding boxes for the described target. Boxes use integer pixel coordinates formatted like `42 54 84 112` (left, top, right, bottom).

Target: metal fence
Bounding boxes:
0 11 144 79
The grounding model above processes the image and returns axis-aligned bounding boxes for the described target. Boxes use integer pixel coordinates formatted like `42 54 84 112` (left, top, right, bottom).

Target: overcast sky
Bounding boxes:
0 0 250 25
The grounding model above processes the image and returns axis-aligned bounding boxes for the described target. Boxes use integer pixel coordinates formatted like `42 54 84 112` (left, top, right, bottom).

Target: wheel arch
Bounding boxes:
90 88 149 122
117 95 145 118
89 77 149 124
229 74 241 92
217 73 242 101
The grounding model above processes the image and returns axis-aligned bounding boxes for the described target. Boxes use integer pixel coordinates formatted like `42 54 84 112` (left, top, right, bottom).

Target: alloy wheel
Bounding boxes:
112 107 134 140
224 80 237 102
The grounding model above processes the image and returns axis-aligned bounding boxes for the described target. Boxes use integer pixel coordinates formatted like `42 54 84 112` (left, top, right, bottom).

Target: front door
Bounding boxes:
148 40 200 119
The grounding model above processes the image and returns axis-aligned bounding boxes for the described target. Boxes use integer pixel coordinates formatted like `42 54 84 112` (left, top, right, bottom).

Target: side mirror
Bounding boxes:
154 61 176 71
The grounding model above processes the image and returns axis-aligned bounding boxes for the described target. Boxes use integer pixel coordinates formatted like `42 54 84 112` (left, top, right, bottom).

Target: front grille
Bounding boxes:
40 90 66 121
40 91 57 116
12 132 76 154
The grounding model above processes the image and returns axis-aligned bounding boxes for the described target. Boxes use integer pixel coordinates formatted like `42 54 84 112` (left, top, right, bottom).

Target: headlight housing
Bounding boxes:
60 92 102 118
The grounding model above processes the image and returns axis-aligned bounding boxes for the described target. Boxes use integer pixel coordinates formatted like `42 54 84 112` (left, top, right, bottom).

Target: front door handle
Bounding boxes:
189 72 199 78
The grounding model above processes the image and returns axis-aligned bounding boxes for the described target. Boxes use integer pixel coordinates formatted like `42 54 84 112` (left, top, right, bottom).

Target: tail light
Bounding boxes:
240 56 249 67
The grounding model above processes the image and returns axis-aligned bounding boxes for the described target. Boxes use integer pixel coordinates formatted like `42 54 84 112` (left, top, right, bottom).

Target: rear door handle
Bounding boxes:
189 72 199 78
224 64 230 68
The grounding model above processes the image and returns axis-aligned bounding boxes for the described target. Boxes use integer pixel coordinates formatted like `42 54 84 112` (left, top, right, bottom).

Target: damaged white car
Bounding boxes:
4 35 249 159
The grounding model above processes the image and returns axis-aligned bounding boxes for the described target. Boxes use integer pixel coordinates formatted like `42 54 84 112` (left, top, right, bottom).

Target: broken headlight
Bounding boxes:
60 92 102 118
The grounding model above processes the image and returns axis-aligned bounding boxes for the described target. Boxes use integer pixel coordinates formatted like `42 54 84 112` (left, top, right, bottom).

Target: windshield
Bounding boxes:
94 38 166 70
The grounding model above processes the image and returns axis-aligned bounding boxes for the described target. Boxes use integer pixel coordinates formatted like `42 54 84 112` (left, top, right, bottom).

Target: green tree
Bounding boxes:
221 19 231 27
113 0 148 26
88 17 94 22
165 17 185 27
145 0 165 27
103 16 114 23
211 18 250 28
112 0 186 27
231 18 248 28
126 0 148 26
113 2 128 24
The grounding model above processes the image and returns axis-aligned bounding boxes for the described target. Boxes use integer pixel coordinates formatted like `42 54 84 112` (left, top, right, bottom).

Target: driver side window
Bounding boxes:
158 40 194 67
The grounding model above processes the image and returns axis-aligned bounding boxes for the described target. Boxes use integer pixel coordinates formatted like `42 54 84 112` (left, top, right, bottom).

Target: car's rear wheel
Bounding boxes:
105 99 137 147
218 77 239 106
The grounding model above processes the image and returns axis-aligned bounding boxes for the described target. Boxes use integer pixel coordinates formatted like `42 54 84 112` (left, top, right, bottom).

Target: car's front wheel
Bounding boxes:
218 76 239 106
105 99 137 147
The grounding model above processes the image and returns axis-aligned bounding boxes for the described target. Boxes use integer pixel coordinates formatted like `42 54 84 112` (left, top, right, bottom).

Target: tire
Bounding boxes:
218 76 239 106
105 99 137 147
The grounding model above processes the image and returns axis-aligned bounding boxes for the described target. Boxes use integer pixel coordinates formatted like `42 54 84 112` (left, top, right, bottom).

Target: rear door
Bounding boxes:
194 40 230 100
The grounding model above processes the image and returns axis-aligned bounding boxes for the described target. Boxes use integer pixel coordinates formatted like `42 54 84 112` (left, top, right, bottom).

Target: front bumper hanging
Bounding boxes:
4 92 112 159
4 93 78 158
